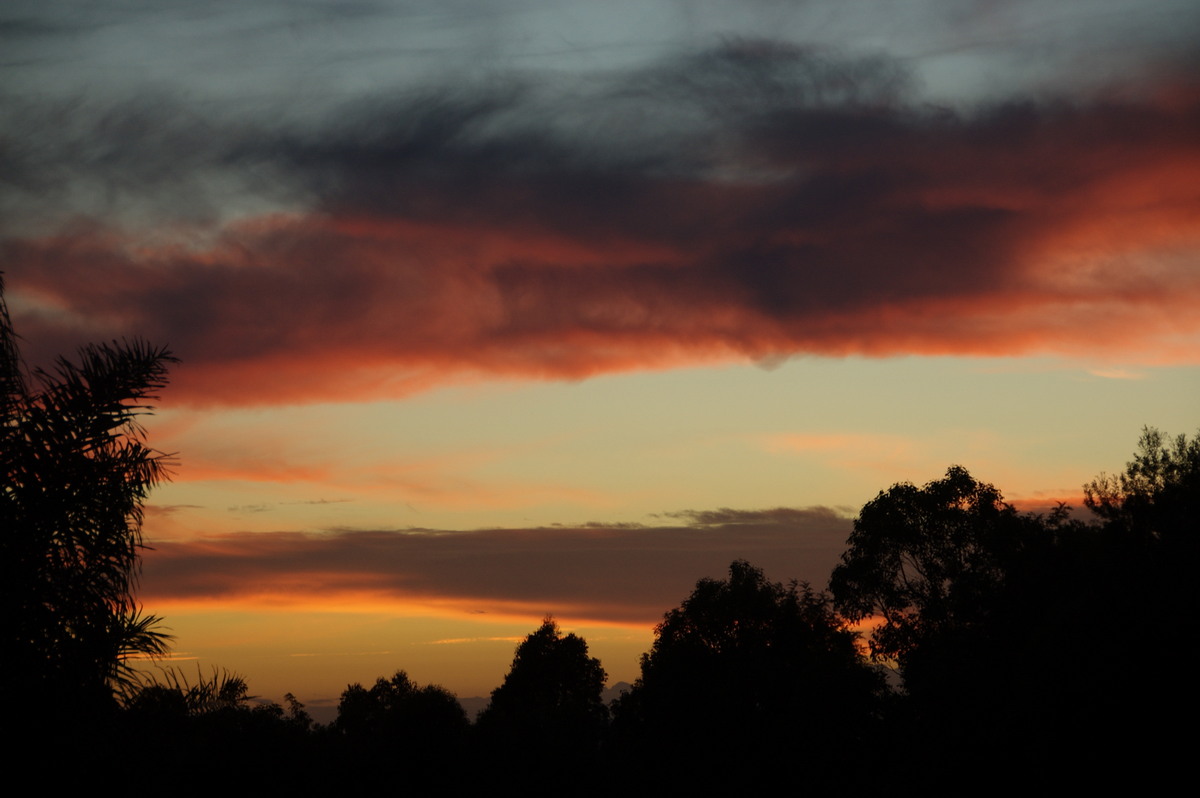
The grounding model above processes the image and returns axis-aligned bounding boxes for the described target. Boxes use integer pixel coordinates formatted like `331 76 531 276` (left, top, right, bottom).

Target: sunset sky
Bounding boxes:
3 0 1198 717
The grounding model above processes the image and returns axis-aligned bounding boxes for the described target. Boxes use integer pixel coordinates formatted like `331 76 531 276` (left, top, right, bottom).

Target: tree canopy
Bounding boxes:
479 617 607 728
614 560 885 787
1084 426 1200 545
331 669 468 788
335 669 467 743
825 447 1200 787
476 617 608 775
828 465 1042 667
638 560 873 686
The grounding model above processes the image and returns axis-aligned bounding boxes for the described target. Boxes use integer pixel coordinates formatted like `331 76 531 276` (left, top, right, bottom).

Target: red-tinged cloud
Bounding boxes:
4 43 1199 405
137 507 854 625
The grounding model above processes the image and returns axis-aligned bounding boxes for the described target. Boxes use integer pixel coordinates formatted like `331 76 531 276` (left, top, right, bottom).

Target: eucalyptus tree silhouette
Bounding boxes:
828 455 1200 788
828 465 1038 669
613 561 885 789
1073 428 1200 784
1084 426 1200 545
1 275 176 713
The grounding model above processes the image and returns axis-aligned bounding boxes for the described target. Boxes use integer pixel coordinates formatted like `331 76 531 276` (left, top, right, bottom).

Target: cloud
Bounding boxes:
657 506 851 527
1087 368 1146 380
137 506 854 625
4 41 1199 405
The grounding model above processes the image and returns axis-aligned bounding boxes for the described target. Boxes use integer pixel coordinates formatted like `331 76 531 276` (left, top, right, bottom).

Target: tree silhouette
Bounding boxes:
828 465 1042 669
1069 428 1200 784
828 455 1200 788
1084 426 1200 545
334 669 467 745
330 670 468 789
0 275 176 714
824 465 1067 785
476 617 608 779
613 561 885 788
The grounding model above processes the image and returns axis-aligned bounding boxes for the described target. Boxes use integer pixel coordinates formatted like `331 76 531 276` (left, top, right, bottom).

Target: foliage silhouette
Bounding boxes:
0 275 176 715
326 669 468 791
828 465 1043 669
122 666 270 716
334 669 467 745
828 448 1200 788
614 561 885 788
123 667 319 788
1084 426 1200 545
1068 427 1200 783
476 617 608 780
825 466 1073 785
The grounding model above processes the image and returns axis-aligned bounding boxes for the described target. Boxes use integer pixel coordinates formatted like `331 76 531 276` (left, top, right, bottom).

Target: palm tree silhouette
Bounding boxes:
1 274 176 712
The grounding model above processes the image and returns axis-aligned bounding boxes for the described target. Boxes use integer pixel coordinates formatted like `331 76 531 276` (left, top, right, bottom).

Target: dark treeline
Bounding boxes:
4 280 1197 791
22 431 1200 793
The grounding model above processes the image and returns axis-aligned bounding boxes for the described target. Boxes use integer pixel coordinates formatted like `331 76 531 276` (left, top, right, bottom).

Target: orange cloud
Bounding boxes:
5 48 1198 406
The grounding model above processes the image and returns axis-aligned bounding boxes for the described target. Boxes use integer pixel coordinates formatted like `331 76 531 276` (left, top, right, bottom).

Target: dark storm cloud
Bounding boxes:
138 506 854 623
3 40 1199 402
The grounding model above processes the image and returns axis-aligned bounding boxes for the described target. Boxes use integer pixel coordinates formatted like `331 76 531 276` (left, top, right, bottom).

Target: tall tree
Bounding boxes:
476 618 608 778
1 275 175 711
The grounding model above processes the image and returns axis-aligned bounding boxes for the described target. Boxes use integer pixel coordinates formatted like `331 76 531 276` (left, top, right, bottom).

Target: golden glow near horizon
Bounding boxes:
132 357 1200 705
7 0 1199 713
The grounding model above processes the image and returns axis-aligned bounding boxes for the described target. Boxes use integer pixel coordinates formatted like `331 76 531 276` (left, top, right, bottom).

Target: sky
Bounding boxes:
3 0 1198 717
